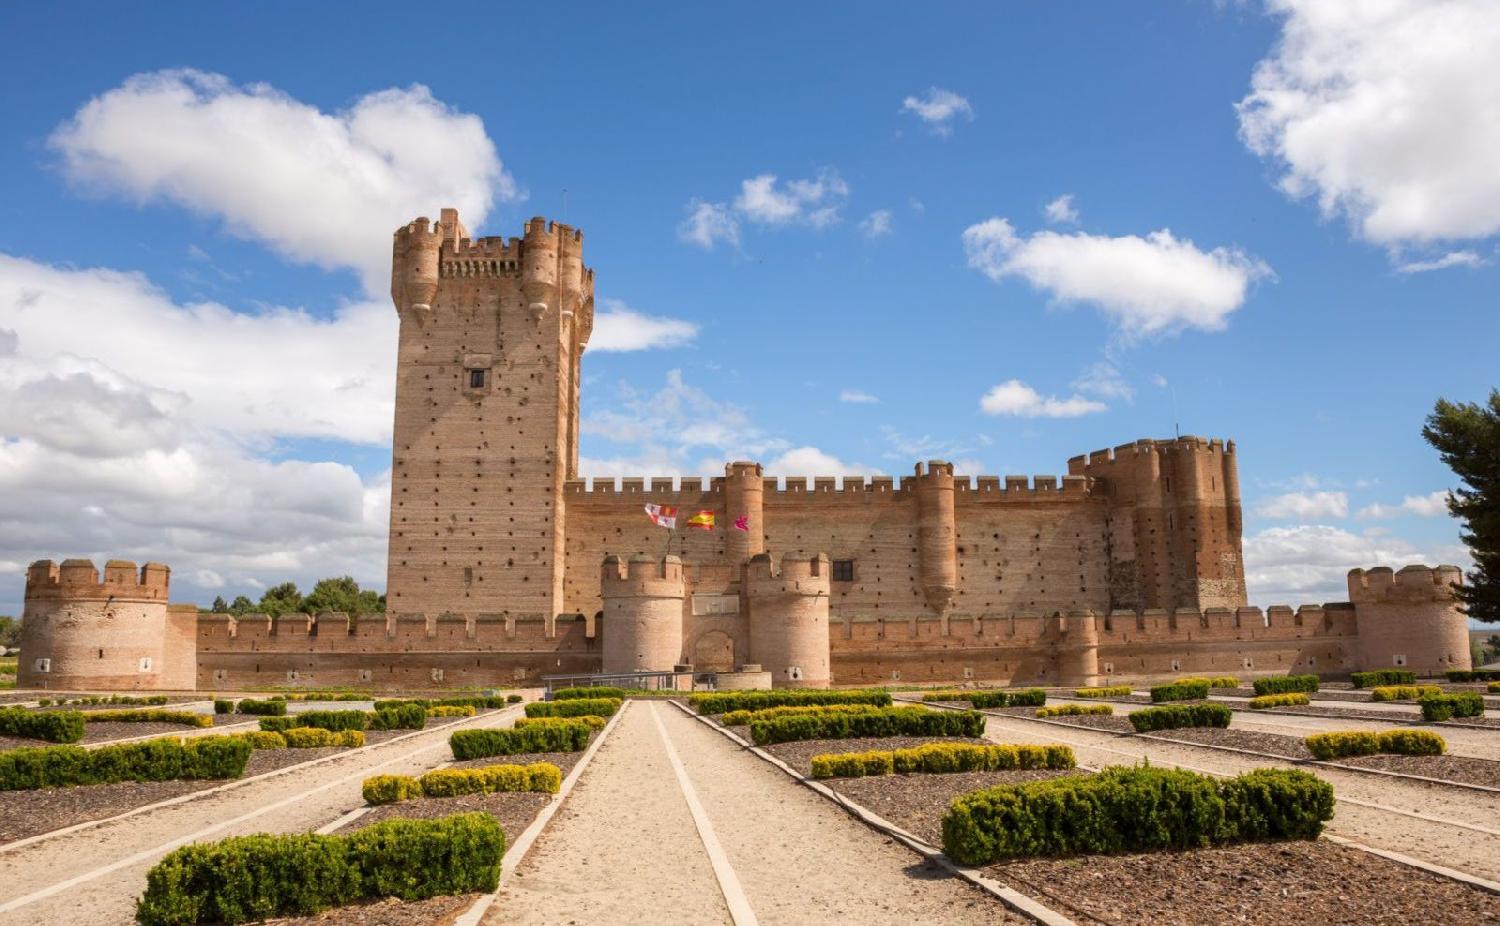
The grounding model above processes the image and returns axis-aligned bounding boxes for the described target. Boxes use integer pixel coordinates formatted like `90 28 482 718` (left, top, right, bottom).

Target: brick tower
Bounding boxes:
386 211 594 617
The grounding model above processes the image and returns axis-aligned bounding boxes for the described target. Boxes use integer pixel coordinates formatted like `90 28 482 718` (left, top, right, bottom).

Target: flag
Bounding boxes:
644 504 678 529
733 514 750 532
686 510 716 530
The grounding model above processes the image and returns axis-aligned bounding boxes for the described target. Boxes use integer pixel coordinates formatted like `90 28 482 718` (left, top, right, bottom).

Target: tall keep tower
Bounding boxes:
387 211 594 616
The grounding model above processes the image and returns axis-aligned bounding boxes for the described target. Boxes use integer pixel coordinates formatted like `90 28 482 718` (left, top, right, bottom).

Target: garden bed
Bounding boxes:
336 789 551 849
241 890 477 925
1144 726 1311 759
989 839 1498 926
448 747 586 779
1337 753 1500 788
0 746 345 843
1030 712 1135 734
759 735 988 775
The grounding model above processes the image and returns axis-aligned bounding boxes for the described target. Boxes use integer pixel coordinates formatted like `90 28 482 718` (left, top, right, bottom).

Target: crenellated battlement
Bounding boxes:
1347 564 1464 604
1067 435 1237 474
746 552 831 595
564 469 1097 503
25 558 170 601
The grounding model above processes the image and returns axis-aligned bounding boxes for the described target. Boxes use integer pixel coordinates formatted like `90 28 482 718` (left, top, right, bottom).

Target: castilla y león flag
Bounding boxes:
686 510 716 530
644 504 678 529
733 514 750 532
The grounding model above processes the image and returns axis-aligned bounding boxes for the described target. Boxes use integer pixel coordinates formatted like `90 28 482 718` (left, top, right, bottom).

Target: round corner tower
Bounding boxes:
914 460 957 615
1348 564 1469 676
746 552 831 688
600 554 685 674
1047 610 1101 687
18 558 173 690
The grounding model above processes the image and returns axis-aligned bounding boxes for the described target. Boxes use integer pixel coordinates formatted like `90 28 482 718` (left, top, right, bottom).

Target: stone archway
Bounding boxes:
692 630 735 672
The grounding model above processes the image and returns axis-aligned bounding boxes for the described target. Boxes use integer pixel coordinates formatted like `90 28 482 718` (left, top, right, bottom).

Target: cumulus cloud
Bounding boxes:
979 380 1107 418
678 199 740 250
1243 523 1460 606
589 299 698 352
1395 251 1486 274
1238 1 1500 251
859 209 894 238
839 389 879 404
1044 194 1080 225
1071 361 1133 401
900 87 974 135
734 170 848 228
1356 490 1451 519
50 70 514 294
1254 490 1349 520
765 446 877 476
962 218 1272 337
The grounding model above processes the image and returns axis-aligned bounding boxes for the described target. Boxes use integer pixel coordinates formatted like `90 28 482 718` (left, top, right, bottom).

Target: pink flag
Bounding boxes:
733 514 749 532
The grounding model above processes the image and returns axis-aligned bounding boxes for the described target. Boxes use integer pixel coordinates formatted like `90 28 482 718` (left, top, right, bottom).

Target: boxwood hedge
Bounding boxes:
1350 670 1417 688
234 699 286 716
1075 686 1131 698
921 689 1046 709
689 689 892 716
811 742 1073 779
0 735 251 790
1419 692 1485 721
720 703 883 727
368 704 426 731
549 686 679 700
1036 704 1112 718
1446 669 1500 682
280 728 363 748
135 812 504 925
1248 693 1310 709
522 698 621 719
748 706 985 746
450 722 591 759
1252 675 1320 696
1304 729 1445 760
0 707 85 743
1369 685 1441 702
513 715 607 732
1128 703 1232 732
1150 681 1210 702
84 710 212 728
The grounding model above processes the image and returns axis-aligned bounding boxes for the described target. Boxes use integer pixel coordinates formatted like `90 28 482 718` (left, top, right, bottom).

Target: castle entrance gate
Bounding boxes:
692 630 734 672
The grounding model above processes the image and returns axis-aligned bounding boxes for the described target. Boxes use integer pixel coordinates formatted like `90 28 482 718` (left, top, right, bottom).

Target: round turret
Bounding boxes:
600 554 686 674
1049 611 1101 687
724 461 765 562
746 552 831 688
18 558 175 690
391 217 442 316
914 460 957 615
1349 564 1469 675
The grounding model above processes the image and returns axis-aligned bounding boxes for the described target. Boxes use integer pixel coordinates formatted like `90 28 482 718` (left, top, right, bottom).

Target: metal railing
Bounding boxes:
539 669 701 698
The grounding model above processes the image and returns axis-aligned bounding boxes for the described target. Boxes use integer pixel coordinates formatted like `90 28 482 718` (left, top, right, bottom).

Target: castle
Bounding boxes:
16 211 1473 691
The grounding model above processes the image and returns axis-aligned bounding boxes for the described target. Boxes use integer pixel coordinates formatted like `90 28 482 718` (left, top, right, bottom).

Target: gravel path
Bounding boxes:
0 706 523 925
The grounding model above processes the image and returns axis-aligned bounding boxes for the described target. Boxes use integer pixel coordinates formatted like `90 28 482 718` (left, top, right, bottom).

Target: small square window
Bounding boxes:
468 368 487 389
832 560 855 582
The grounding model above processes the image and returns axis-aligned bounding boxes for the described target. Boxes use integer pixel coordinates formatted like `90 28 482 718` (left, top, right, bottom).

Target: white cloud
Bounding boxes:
979 380 1108 419
589 299 698 352
50 70 515 295
1072 361 1133 401
1151 373 1169 388
859 209 894 238
900 87 974 135
962 218 1272 337
734 170 848 228
1254 490 1348 520
1395 251 1486 274
1356 490 1451 519
1044 194 1080 225
839 389 879 404
1244 523 1461 606
766 447 877 476
678 199 740 250
1238 1 1500 249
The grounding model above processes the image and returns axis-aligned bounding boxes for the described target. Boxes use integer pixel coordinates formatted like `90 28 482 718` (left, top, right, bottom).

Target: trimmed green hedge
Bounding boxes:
690 689 892 716
258 711 368 733
1490 682 1500 694
373 696 510 712
369 704 427 731
549 686 678 700
1128 703 1232 732
523 698 621 719
1150 681 1210 702
135 812 504 925
85 709 212 728
235 699 286 717
1305 729 1446 760
1351 670 1416 688
514 714 607 732
0 707 85 743
1075 686 1131 698
1036 704 1112 718
941 765 1334 864
1419 692 1486 721
0 735 251 790
1206 676 1241 689
506 694 523 704
1252 675 1320 696
362 774 420 805
51 694 171 707
450 722 591 759
720 703 884 726
426 705 476 718
748 706 985 746
281 728 363 748
419 763 561 798
232 731 288 750
1249 693 1310 709
921 689 1046 709
213 700 235 715
1446 669 1500 682
1370 685 1442 702
811 742 1073 779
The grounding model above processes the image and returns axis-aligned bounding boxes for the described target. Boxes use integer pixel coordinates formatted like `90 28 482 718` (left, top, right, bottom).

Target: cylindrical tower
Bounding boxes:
1349 564 1469 675
747 552 831 688
1051 610 1101 687
724 461 765 562
914 460 957 615
521 216 560 312
18 558 173 690
390 216 442 317
600 554 686 674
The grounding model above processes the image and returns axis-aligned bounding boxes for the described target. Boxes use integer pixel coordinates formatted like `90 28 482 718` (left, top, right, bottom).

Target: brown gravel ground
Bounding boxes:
990 839 1500 926
0 746 346 843
1146 726 1312 758
258 893 476 926
760 735 992 775
826 769 1076 844
1245 704 1500 728
1033 713 1137 734
1339 753 1500 788
337 790 552 846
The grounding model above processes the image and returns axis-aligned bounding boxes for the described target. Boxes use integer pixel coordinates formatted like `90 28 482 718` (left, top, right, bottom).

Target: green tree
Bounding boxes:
0 616 19 649
210 596 228 614
1423 389 1500 622
303 576 385 614
257 582 304 617
228 595 255 616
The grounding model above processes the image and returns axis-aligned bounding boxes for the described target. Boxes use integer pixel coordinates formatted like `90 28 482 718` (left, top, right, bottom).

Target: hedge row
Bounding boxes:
1249 693 1310 709
1370 685 1442 702
230 731 289 750
720 703 883 727
811 742 1073 779
922 689 1046 709
1174 676 1240 689
514 714 607 732
39 695 169 707
549 686 678 700
1446 669 1500 682
0 707 84 743
1351 670 1417 688
282 728 364 748
1150 681 1210 702
0 735 251 790
235 699 286 716
689 689 892 716
1252 675 1320 696
523 698 621 719
450 721 592 760
259 710 368 733
748 706 985 746
368 704 427 731
941 765 1334 864
1305 729 1446 760
1490 682 1500 694
372 696 511 711
426 705 476 718
363 762 562 805
1420 693 1486 721
135 812 503 925
1129 703 1233 732
1036 704 1112 718
84 709 212 728
1075 686 1131 698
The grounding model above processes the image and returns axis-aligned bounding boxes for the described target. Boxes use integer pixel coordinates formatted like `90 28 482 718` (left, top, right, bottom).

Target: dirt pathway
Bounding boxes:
0 707 522 925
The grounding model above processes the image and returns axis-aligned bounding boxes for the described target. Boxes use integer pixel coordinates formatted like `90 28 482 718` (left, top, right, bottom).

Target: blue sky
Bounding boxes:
0 1 1494 616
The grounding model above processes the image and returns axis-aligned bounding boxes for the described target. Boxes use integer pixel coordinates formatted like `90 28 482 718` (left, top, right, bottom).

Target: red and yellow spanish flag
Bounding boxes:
685 510 716 530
